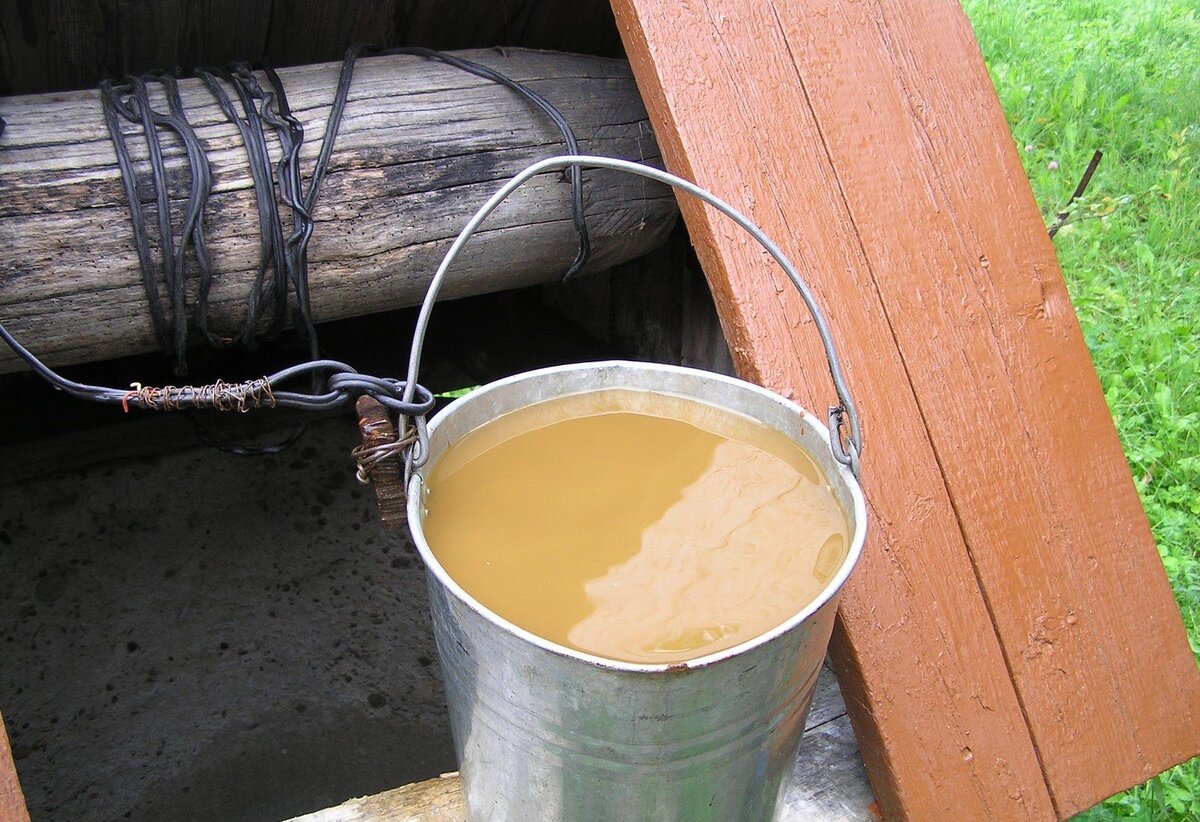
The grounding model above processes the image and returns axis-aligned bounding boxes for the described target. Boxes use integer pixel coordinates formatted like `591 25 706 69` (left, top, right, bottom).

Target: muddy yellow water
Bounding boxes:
421 389 849 664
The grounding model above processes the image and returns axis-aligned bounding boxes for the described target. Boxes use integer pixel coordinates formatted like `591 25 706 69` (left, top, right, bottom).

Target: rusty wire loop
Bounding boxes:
121 378 275 413
352 425 418 484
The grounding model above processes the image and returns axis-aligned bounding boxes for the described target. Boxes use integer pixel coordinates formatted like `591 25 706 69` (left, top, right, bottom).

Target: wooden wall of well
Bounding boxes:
0 0 624 96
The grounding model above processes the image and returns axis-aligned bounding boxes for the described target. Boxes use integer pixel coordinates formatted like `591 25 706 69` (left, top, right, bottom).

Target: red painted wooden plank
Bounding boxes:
611 2 1055 818
611 0 1200 817
764 2 1200 813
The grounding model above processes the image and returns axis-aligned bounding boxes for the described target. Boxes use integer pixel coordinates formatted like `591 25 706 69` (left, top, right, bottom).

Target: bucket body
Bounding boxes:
407 361 866 822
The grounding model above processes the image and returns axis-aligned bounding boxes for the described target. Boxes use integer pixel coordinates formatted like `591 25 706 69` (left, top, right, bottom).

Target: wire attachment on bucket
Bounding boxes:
352 395 416 530
399 155 865 479
828 406 860 478
353 427 418 483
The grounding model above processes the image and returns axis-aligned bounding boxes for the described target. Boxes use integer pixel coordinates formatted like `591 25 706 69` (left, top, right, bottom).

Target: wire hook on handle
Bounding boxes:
401 154 863 478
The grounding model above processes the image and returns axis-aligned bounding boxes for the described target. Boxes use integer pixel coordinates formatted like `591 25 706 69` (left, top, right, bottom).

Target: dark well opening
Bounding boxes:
0 224 733 821
0 3 737 817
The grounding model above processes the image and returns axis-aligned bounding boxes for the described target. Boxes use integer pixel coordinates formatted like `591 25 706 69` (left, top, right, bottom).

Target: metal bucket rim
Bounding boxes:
407 360 867 673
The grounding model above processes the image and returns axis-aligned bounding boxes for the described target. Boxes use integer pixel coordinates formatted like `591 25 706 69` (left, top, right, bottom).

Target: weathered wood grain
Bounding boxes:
611 0 1200 818
356 395 408 530
287 773 463 822
286 666 873 822
0 710 29 822
0 49 676 373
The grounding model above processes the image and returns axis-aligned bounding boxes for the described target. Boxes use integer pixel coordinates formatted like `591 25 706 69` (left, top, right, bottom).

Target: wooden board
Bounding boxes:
0 49 676 373
286 666 875 822
609 0 1200 819
0 711 29 822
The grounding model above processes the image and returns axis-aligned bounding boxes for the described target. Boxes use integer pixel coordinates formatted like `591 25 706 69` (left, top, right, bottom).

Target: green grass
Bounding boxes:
962 0 1200 818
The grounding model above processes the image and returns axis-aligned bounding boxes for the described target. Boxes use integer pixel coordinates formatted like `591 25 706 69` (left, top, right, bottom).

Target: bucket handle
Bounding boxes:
400 155 862 478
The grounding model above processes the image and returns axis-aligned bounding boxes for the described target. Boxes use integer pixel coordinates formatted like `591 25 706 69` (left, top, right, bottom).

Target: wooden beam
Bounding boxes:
0 711 29 822
0 49 675 373
609 0 1200 819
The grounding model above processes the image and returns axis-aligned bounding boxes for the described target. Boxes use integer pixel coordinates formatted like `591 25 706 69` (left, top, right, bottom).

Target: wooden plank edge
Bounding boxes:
0 710 30 822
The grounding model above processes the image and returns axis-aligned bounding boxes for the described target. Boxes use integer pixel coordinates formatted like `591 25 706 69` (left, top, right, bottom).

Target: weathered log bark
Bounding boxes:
0 49 676 373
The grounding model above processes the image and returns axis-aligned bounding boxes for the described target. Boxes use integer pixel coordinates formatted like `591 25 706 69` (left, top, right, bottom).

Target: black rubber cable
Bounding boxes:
100 79 175 357
0 319 436 415
1 45 588 424
351 45 592 278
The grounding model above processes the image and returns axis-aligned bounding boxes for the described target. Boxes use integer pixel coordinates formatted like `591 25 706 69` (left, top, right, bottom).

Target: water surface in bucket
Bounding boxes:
422 389 848 664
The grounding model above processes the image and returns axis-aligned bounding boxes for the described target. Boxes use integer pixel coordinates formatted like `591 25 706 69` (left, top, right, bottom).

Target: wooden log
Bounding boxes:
355 395 408 530
0 710 29 822
0 48 677 373
610 0 1200 819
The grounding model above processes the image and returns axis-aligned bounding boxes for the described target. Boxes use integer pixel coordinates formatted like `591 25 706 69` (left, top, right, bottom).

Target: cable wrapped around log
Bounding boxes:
0 48 677 374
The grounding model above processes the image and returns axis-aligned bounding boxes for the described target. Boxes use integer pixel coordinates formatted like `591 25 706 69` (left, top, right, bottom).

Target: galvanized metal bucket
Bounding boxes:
400 156 867 821
407 361 865 821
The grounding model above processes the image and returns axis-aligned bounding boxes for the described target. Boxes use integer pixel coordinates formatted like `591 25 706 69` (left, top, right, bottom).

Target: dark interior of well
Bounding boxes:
0 3 733 820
